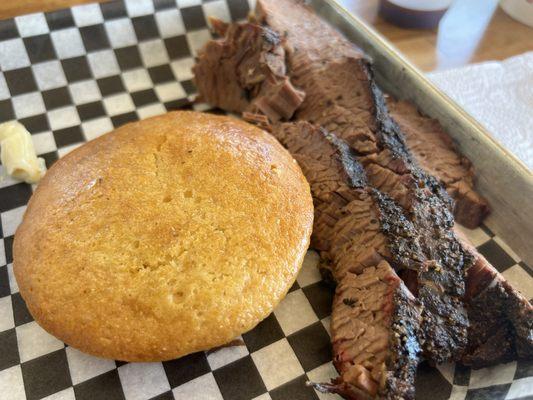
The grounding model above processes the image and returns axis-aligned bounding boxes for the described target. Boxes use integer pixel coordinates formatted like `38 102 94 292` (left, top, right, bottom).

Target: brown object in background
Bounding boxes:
378 0 449 29
0 0 103 18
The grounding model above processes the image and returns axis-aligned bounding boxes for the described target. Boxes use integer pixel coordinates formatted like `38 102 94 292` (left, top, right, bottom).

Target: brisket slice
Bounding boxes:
192 21 304 121
456 231 533 368
271 121 390 280
255 0 363 67
387 99 489 228
272 121 421 399
256 0 470 364
294 57 379 155
325 261 421 400
256 0 378 155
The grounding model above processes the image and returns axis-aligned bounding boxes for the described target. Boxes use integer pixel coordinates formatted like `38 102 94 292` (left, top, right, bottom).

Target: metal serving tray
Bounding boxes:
312 0 533 266
0 1 530 399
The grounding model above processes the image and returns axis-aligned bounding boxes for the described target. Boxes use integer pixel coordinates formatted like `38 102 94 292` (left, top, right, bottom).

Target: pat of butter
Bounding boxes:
0 121 46 184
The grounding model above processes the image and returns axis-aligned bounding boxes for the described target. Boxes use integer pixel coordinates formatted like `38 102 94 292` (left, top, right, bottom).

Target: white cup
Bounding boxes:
500 0 533 27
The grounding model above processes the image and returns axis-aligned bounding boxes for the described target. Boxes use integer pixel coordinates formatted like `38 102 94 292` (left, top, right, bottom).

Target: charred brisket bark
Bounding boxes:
370 86 471 363
457 232 533 368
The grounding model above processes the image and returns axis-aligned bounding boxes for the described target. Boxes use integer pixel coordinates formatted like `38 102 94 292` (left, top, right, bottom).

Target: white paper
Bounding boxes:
429 51 533 170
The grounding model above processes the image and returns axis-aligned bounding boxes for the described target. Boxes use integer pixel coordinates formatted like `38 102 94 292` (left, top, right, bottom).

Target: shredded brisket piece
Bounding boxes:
192 21 304 122
388 99 490 228
456 231 533 368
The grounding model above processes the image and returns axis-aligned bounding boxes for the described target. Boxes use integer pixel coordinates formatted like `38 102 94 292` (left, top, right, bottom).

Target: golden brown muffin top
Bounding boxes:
14 111 313 361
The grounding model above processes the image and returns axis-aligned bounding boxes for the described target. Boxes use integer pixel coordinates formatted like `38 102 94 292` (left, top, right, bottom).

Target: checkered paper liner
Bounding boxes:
0 0 531 399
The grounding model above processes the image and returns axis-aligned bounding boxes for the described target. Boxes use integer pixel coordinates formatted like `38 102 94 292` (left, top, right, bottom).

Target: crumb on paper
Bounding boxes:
0 121 46 184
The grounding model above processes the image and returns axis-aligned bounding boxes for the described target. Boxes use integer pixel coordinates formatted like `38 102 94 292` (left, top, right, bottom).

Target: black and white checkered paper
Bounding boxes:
0 0 531 399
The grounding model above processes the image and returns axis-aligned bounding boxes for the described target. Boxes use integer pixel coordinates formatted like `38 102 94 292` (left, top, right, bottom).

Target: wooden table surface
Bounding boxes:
1 0 532 72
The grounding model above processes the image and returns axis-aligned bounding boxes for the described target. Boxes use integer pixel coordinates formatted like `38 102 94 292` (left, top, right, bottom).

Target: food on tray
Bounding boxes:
193 0 532 398
0 121 46 184
387 99 489 228
13 111 313 362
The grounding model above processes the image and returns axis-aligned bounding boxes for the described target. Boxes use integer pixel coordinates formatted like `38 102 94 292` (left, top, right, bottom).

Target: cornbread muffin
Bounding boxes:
14 111 313 362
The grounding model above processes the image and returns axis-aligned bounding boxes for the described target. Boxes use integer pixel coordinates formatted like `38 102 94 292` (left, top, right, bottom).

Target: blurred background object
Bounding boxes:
378 0 453 29
340 0 533 71
436 0 500 70
500 0 533 27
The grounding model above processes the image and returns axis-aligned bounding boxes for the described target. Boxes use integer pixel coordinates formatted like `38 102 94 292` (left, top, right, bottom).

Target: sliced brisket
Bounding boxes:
195 0 489 229
195 7 469 363
193 1 532 394
257 0 487 226
326 261 421 400
256 0 470 364
388 99 490 228
272 121 421 399
272 122 390 280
